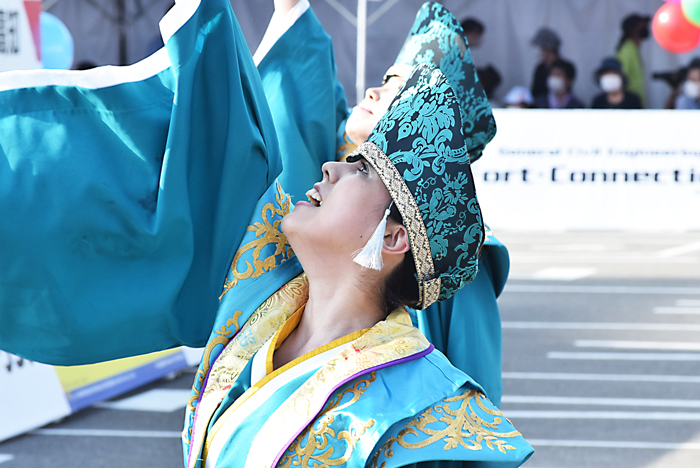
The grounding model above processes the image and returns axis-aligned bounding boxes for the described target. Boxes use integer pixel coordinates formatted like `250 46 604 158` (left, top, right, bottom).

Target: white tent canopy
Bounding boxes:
49 0 699 108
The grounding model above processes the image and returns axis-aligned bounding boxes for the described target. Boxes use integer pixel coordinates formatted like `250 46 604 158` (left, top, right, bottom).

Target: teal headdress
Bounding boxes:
348 63 483 309
393 2 495 163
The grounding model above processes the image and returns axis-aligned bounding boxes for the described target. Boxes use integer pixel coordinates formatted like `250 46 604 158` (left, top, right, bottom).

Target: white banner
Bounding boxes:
0 0 41 72
0 352 70 441
473 110 700 232
0 347 202 442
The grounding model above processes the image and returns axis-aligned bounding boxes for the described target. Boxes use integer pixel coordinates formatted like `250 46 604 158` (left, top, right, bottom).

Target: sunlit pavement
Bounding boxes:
498 231 700 468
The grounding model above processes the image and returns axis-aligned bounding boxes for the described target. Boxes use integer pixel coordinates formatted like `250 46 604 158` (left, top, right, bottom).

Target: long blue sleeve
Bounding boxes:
0 0 281 365
257 7 348 202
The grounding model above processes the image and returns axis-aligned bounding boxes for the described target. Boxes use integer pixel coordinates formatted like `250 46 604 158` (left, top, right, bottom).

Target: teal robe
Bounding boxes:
0 0 531 465
0 0 280 365
256 6 507 406
184 187 533 466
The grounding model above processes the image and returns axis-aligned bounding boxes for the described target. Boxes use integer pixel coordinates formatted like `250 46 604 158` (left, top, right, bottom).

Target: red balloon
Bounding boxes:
652 3 700 53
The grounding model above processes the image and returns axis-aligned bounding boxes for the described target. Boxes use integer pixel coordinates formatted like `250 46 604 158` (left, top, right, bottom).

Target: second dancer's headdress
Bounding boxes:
392 2 496 163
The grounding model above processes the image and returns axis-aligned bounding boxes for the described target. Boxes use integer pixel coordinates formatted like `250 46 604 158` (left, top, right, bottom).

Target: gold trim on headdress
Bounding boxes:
348 142 441 309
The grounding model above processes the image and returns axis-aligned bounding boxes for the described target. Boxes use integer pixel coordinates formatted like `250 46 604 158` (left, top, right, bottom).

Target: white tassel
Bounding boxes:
353 208 391 271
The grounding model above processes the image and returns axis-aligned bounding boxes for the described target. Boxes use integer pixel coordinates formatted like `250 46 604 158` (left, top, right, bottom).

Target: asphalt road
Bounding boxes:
1 231 699 468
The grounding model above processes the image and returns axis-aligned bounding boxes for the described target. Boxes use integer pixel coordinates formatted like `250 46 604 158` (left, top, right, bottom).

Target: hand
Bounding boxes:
274 0 300 16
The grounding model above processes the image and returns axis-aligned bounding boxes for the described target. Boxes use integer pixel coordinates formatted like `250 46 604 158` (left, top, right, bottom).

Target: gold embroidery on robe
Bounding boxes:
278 373 377 468
187 311 244 415
206 276 308 397
245 309 431 468
184 275 309 463
336 132 357 162
220 182 294 299
369 390 520 468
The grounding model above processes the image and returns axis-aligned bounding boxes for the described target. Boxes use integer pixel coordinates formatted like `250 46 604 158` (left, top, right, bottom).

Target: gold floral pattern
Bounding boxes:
369 390 520 468
220 182 294 299
336 132 357 162
187 311 244 414
244 309 431 468
185 275 309 468
278 373 378 468
206 276 308 397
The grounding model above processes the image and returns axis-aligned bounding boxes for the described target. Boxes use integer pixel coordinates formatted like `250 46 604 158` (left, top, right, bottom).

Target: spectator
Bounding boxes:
675 58 700 109
616 14 651 108
534 59 584 109
503 86 534 108
477 64 501 100
591 57 642 109
461 17 485 48
530 27 562 98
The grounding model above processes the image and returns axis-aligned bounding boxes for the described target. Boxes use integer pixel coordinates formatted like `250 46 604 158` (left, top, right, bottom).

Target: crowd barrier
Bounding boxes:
473 109 700 231
1 348 202 442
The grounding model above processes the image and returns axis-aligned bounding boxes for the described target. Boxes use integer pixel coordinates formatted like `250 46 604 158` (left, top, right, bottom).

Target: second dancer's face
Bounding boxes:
345 64 411 145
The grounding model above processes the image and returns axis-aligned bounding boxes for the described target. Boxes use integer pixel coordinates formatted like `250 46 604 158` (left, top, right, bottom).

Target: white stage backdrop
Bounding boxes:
473 109 700 232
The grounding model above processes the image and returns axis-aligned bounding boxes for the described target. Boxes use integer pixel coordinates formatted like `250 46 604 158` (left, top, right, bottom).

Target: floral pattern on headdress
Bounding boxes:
360 63 483 305
394 2 496 163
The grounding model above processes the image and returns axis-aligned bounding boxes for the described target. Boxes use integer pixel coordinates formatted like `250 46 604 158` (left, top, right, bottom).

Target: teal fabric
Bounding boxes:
212 365 320 468
184 182 304 452
264 4 508 408
257 8 348 202
277 349 532 467
187 332 532 467
394 2 496 163
361 64 483 304
341 117 507 406
0 0 281 365
414 236 509 407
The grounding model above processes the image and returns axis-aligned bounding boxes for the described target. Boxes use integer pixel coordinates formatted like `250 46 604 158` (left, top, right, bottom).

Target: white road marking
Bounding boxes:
677 299 700 307
504 285 700 295
502 372 700 383
654 307 700 315
95 388 191 413
528 267 596 281
501 395 700 408
657 240 700 258
503 322 700 331
527 439 700 450
30 428 181 438
547 351 700 361
0 455 14 464
575 340 700 351
529 244 611 252
511 255 698 264
506 410 700 421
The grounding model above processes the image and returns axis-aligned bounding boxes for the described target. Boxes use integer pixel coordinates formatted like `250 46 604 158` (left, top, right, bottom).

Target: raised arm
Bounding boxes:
255 1 349 202
0 0 282 365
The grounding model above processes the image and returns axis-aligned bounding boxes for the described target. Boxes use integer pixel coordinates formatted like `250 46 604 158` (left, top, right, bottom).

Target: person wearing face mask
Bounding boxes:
530 27 563 99
675 58 700 110
616 13 651 108
591 57 642 109
534 59 584 109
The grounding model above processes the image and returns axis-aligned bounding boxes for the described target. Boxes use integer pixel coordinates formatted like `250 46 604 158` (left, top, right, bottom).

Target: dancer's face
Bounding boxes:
281 157 393 263
345 64 412 145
